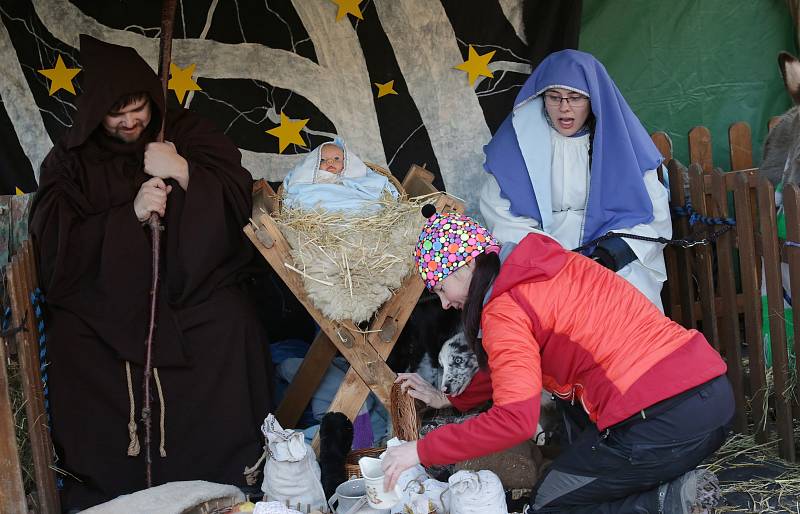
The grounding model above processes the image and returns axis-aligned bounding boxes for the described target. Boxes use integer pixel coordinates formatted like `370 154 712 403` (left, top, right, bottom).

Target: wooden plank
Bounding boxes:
401 165 438 198
728 122 753 171
274 331 338 429
0 283 27 514
734 173 768 442
688 163 719 350
666 160 696 329
710 168 747 432
688 126 714 173
9 242 60 513
783 184 800 426
757 179 796 460
768 115 783 132
252 180 279 216
650 131 673 162
0 196 10 269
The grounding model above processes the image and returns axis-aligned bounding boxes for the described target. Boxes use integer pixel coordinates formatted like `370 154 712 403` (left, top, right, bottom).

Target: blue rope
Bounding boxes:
785 241 800 249
672 199 736 227
29 288 62 490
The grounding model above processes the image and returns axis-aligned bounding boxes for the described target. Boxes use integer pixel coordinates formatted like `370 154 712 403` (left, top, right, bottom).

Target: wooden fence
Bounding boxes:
652 117 799 462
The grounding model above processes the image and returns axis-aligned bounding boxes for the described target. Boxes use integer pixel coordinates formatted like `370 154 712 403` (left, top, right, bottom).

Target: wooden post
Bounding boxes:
734 173 768 442
688 126 714 173
758 179 796 461
783 184 800 426
650 132 673 162
728 122 753 171
7 242 60 513
710 169 747 432
0 332 27 514
666 161 696 328
688 164 719 350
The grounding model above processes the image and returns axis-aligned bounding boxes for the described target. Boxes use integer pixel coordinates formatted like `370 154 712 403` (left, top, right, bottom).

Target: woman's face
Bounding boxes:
432 260 474 310
543 87 591 137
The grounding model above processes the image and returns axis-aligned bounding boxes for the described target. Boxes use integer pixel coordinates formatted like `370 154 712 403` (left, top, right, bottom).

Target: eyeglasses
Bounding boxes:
543 93 589 107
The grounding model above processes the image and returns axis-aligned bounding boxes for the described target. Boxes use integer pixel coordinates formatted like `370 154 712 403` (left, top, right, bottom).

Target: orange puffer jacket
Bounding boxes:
417 233 726 466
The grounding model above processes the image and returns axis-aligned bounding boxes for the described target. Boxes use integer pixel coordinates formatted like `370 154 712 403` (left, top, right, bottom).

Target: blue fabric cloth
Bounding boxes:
483 49 663 246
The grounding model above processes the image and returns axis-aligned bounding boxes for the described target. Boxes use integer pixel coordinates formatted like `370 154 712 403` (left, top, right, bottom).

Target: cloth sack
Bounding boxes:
261 414 327 511
448 470 507 514
253 501 303 514
79 480 244 514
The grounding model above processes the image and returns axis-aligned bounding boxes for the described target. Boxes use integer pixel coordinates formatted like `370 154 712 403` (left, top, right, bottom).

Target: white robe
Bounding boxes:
479 128 672 311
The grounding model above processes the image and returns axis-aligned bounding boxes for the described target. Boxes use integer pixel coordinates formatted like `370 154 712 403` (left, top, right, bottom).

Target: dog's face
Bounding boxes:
439 332 479 396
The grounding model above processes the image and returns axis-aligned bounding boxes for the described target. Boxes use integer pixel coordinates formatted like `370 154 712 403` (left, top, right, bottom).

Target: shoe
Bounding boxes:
658 469 721 514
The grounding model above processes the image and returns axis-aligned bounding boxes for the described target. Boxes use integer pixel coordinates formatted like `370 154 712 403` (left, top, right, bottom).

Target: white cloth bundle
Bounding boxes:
260 414 326 511
448 470 507 514
252 501 303 514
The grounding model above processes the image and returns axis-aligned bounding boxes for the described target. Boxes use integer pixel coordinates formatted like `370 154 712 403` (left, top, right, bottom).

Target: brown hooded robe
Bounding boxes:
29 35 271 510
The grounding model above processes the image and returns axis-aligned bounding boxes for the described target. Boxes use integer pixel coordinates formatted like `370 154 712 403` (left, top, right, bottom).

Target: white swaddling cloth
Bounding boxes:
283 140 398 213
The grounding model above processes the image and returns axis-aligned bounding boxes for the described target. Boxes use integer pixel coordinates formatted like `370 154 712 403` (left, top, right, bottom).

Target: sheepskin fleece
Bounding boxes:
79 481 244 514
277 203 423 323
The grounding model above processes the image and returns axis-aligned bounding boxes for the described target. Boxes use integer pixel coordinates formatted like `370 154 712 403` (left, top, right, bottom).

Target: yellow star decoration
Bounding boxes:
331 0 363 21
454 46 496 87
266 112 309 153
38 55 81 96
15 187 24 195
374 80 398 98
168 63 202 104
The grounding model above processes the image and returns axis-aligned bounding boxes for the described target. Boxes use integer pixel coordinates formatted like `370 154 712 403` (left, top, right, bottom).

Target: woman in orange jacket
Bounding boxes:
382 208 734 514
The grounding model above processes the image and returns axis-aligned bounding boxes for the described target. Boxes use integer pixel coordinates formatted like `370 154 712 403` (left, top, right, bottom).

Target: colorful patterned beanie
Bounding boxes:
414 209 499 290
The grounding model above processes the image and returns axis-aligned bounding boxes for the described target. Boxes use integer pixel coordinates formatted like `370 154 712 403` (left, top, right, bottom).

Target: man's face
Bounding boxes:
101 96 152 143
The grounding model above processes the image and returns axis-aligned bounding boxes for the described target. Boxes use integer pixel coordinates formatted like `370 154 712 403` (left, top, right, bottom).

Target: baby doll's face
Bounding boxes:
319 145 344 174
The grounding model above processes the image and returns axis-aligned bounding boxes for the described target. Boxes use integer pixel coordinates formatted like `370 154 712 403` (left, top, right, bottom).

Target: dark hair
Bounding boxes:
462 251 501 369
587 113 597 168
109 92 149 113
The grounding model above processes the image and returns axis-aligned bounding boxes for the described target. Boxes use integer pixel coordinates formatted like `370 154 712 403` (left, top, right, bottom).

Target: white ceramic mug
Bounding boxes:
358 456 401 509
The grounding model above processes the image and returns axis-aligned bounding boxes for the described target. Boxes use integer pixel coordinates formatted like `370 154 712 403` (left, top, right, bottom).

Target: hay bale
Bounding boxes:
274 197 427 323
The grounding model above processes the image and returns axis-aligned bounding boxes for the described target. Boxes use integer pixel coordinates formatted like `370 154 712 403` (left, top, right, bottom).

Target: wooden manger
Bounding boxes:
245 164 464 449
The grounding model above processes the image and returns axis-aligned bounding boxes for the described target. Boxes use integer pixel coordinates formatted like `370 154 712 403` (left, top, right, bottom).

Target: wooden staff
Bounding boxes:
143 0 178 488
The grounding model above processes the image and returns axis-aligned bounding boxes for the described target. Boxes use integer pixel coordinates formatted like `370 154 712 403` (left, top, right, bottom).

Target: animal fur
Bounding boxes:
761 51 800 187
318 412 353 500
387 292 461 384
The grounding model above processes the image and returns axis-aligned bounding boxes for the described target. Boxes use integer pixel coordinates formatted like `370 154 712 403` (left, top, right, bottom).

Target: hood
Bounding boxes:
488 232 568 302
283 139 369 187
66 34 164 149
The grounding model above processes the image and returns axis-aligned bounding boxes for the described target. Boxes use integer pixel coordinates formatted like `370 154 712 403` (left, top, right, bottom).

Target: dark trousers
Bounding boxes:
528 375 735 513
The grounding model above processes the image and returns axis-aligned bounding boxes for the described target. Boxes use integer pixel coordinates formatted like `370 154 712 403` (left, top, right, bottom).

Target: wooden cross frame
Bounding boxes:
244 165 464 449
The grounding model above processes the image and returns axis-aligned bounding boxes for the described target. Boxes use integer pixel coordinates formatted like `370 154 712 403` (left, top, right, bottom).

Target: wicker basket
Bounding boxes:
343 383 422 479
276 161 405 213
344 446 385 479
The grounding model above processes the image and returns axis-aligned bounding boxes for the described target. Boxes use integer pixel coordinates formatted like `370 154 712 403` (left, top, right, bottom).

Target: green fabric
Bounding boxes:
580 0 796 167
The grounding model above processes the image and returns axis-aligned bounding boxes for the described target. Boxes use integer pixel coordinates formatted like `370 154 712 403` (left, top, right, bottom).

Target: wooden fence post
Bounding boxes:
734 173 769 442
666 161 696 328
710 168 748 433
688 126 714 173
783 184 800 426
757 178 796 461
728 122 753 171
688 164 719 350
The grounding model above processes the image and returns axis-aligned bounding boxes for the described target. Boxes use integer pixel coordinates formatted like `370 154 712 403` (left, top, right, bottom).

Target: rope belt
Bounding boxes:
125 361 166 458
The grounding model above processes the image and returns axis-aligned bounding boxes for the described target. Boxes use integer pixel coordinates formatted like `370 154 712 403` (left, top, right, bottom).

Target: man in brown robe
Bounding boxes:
29 35 271 510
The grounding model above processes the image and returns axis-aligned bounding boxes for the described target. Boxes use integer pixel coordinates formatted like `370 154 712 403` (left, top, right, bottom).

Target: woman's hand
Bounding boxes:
395 373 451 410
381 441 420 492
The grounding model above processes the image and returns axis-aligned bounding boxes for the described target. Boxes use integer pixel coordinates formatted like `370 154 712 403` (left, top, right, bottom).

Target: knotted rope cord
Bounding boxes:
573 200 736 254
153 367 166 457
125 361 141 456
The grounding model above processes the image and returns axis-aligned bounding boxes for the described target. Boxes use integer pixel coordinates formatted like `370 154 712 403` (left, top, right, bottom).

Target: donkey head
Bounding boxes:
761 52 800 187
